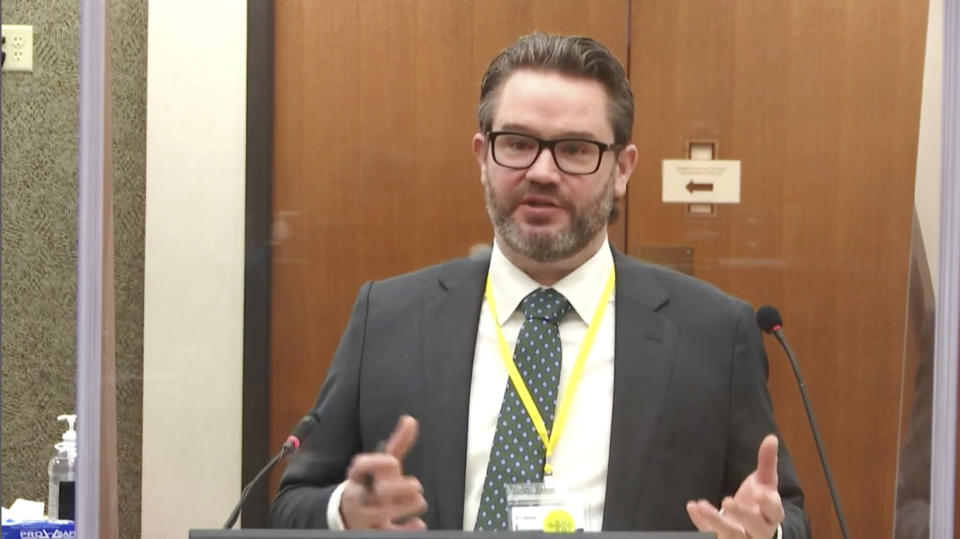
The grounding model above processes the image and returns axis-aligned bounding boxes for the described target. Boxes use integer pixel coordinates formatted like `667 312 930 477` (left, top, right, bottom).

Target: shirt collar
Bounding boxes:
487 237 614 325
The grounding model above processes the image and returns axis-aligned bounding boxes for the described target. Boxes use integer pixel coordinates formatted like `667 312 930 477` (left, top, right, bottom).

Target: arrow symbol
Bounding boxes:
686 180 714 193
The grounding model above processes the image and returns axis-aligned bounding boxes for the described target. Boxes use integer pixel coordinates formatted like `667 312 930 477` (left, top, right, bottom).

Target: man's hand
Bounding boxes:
686 434 785 539
340 415 428 530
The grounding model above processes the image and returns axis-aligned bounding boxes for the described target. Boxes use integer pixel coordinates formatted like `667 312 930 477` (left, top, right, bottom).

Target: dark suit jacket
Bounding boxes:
270 249 810 537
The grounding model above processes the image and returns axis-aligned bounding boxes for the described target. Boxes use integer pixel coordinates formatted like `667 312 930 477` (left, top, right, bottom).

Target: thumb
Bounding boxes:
756 434 779 488
385 414 419 460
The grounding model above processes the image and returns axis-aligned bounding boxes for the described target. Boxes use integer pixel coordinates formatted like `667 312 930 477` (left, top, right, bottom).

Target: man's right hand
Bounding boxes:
340 415 428 530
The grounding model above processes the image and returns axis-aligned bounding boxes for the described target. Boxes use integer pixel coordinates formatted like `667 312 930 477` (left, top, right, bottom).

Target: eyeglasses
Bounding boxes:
487 131 621 175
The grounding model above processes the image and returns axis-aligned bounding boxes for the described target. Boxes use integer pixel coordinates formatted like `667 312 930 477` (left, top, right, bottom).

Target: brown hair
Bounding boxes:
477 32 634 145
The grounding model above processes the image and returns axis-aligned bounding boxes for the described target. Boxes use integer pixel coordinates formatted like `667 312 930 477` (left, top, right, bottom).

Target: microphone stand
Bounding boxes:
223 445 292 529
772 329 850 539
223 413 318 529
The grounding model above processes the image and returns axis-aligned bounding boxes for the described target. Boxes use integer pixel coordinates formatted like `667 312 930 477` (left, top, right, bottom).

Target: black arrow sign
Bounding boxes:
686 180 714 193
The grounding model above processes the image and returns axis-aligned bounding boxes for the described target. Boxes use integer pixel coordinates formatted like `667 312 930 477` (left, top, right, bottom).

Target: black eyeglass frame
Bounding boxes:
486 130 623 175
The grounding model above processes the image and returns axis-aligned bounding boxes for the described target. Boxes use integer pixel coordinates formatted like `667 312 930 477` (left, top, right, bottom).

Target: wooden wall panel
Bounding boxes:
271 1 930 534
270 0 628 494
627 1 927 537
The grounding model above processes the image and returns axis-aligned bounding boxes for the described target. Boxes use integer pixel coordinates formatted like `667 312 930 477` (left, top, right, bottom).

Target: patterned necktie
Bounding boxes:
475 288 572 531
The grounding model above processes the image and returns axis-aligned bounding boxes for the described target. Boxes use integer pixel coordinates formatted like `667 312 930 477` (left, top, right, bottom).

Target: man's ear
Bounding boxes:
473 133 487 165
613 143 638 198
473 132 489 181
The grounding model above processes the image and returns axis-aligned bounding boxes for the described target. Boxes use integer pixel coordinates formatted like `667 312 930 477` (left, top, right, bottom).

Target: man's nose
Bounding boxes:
526 146 562 180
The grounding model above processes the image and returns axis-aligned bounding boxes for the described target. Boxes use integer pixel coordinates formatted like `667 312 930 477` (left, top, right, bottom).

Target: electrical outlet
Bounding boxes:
2 25 34 72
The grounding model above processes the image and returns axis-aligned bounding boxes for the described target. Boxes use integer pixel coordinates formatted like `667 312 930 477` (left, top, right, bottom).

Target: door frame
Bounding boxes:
242 0 276 528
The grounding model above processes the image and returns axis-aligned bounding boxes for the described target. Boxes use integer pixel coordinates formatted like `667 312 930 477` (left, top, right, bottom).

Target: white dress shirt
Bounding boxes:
462 238 615 531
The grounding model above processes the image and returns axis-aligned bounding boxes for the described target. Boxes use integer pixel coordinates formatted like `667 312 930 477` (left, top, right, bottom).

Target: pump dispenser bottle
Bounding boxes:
47 414 77 520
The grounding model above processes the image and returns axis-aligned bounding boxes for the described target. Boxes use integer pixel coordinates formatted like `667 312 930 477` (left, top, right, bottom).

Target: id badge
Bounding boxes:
505 482 589 533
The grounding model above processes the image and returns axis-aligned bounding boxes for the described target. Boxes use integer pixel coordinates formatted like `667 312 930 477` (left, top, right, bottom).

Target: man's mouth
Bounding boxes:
520 195 560 208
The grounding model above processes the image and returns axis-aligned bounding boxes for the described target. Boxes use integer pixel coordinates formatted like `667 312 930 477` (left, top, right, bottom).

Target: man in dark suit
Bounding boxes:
270 32 810 539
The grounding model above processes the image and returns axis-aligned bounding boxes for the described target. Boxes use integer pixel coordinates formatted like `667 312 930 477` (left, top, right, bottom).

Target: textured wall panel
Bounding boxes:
0 1 145 537
1 0 81 509
109 1 146 538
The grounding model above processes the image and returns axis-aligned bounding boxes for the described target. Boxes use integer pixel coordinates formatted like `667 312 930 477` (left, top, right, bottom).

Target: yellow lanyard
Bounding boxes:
484 267 615 476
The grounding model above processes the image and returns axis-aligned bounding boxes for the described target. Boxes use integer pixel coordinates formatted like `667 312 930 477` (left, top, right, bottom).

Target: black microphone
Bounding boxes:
223 412 320 529
756 305 849 539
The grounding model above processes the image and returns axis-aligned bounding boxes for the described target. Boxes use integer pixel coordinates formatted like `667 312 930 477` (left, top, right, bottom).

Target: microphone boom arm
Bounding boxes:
772 328 850 539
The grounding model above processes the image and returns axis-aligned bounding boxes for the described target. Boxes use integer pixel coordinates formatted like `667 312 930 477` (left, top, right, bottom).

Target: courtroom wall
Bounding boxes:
0 2 146 538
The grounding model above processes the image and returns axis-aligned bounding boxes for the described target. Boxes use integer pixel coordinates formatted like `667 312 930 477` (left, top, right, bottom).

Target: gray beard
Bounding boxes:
483 170 614 263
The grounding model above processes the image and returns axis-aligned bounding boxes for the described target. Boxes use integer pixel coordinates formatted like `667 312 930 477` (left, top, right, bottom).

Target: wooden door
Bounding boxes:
626 1 927 537
270 0 630 495
270 1 929 536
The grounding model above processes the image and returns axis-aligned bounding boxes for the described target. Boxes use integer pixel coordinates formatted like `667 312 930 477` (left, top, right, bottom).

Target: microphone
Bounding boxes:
223 412 320 529
755 305 783 334
756 305 849 539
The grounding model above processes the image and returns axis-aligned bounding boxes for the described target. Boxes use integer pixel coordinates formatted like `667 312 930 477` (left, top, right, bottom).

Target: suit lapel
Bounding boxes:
419 256 489 530
602 252 678 530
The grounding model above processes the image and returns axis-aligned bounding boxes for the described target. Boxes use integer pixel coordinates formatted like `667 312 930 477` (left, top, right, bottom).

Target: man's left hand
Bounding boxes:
686 434 785 539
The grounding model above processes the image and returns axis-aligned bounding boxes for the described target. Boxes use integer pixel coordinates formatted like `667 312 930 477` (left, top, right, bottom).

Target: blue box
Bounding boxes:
1 519 75 538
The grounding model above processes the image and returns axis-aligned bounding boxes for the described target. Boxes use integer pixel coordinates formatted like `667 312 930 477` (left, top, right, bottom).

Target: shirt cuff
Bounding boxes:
326 480 349 530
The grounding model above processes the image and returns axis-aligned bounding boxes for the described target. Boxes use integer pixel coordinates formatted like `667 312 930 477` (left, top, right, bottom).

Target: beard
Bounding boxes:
483 169 615 263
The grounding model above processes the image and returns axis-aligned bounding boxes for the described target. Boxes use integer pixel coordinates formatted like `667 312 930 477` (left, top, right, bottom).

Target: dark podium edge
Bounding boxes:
191 531 715 539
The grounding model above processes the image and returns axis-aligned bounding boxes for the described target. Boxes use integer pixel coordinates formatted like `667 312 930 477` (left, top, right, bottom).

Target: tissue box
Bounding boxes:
1 520 75 538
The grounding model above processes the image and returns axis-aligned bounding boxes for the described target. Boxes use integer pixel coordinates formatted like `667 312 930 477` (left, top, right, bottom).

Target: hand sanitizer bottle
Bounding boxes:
47 414 77 520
